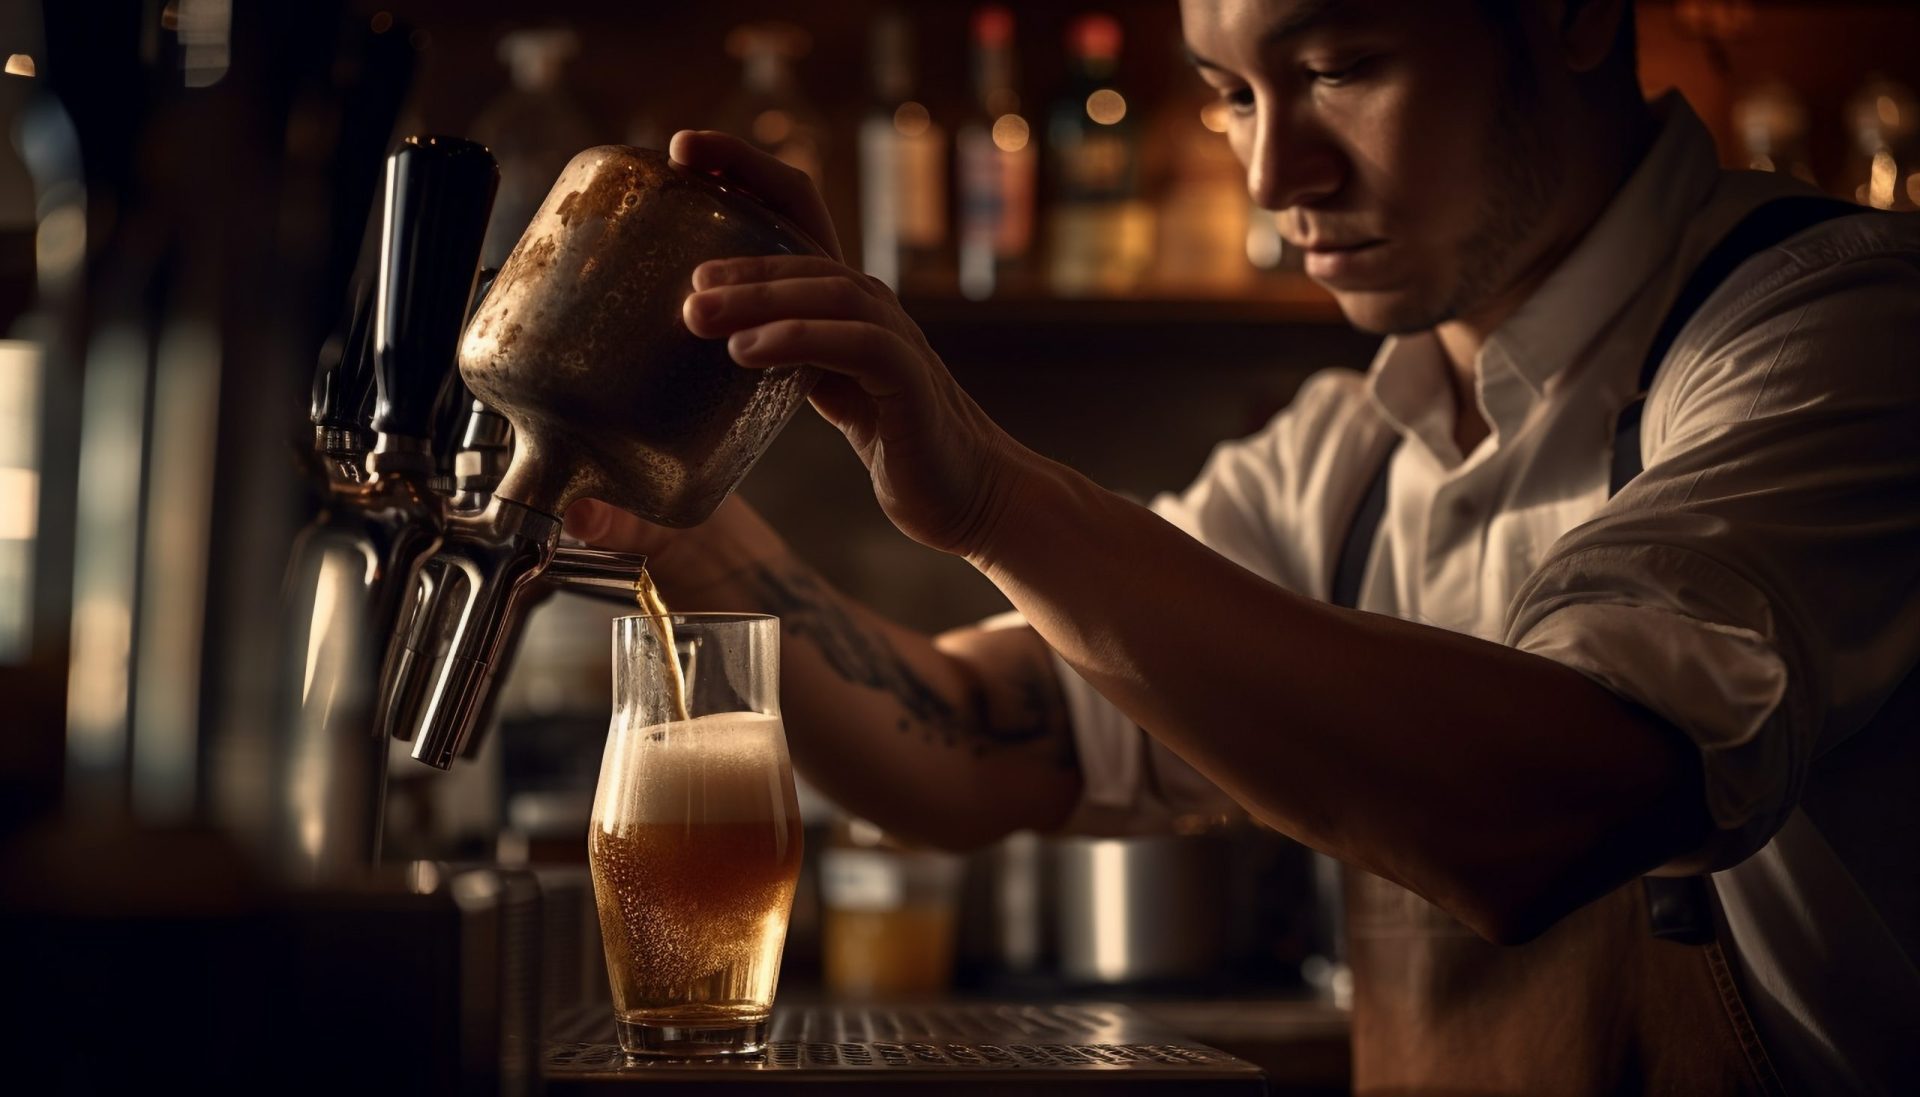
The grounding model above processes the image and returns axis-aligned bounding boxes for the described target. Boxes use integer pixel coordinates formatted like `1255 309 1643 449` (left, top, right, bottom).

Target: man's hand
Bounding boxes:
669 129 845 263
669 130 1038 559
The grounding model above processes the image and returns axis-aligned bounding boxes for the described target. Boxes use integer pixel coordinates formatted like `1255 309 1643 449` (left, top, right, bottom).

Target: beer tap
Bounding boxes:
383 269 651 766
311 279 379 486
394 490 653 770
269 135 498 882
382 268 509 751
453 397 515 513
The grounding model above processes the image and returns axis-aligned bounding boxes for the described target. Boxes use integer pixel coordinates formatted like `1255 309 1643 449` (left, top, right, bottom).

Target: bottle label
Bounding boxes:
860 114 948 289
959 125 1036 259
1048 200 1154 296
1059 131 1132 197
822 849 906 911
895 128 947 249
860 117 901 287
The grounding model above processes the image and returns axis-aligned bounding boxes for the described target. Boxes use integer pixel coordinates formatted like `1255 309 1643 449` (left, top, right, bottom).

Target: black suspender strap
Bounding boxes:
1328 195 1862 943
1626 194 1858 944
1609 195 1860 494
1330 443 1393 611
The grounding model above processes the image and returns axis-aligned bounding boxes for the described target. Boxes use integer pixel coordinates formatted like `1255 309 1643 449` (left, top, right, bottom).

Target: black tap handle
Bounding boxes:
469 266 502 322
429 267 503 476
311 273 377 431
373 135 499 440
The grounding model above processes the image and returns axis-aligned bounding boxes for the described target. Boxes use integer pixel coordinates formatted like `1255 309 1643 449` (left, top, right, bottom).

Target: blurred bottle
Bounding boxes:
1730 78 1816 187
1150 94 1255 294
1 54 42 664
0 61 34 326
1844 74 1918 212
859 10 947 294
1245 202 1305 274
718 22 825 188
819 816 964 998
1 24 84 820
0 40 82 676
624 112 667 155
955 5 1036 301
1045 14 1151 297
470 27 598 270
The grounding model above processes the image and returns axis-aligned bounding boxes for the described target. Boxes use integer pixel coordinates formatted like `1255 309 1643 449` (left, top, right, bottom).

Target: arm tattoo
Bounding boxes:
743 563 1076 769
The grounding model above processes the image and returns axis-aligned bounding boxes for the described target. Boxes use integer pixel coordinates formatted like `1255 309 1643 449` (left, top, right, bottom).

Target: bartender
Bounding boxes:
569 1 1920 1092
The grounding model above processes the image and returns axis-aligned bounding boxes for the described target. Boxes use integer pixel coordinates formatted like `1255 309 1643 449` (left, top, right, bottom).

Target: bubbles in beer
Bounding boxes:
589 711 802 1024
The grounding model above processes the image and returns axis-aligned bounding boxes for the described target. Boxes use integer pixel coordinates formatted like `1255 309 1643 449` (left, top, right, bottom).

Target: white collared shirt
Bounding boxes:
1027 95 1920 1092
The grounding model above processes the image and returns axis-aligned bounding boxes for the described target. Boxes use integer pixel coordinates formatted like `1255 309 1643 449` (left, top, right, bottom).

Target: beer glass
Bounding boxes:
588 613 802 1057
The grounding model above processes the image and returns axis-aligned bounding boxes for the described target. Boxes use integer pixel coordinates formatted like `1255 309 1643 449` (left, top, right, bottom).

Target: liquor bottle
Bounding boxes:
469 27 597 270
858 10 947 293
718 22 826 188
1151 94 1256 293
0 56 41 663
954 5 1036 301
1045 13 1152 297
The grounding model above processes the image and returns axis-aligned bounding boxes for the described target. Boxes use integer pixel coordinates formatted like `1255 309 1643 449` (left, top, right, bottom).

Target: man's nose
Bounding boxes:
1245 106 1343 212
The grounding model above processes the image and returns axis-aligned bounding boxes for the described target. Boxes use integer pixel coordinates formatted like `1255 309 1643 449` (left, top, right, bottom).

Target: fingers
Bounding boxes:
726 318 923 401
691 253 870 292
682 254 933 403
684 274 893 339
669 129 843 262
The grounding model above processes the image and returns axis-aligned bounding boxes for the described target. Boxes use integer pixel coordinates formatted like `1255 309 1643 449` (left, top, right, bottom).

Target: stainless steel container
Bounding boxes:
1052 834 1234 985
961 826 1317 989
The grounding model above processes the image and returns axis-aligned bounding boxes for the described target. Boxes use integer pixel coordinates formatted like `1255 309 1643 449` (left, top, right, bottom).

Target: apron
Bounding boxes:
1329 196 1860 1095
1345 871 1783 1095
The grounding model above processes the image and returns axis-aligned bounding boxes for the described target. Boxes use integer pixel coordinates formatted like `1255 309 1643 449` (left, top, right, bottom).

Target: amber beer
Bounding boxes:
589 612 801 1057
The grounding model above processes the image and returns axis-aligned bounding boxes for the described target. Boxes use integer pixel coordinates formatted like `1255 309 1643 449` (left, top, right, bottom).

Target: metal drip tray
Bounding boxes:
546 1001 1267 1093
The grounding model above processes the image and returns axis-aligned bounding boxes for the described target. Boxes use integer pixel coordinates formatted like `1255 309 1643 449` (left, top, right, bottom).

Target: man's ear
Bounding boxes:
1560 0 1631 73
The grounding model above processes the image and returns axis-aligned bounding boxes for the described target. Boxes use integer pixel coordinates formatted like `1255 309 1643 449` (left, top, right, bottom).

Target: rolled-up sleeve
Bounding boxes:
1507 237 1920 871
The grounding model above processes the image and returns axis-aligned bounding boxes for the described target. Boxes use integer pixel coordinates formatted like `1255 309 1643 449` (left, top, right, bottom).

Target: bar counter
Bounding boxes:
4 830 1349 1095
541 993 1349 1095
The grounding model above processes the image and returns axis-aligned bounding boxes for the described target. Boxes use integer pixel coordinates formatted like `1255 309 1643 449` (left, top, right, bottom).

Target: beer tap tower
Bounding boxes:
270 135 498 883
275 132 653 887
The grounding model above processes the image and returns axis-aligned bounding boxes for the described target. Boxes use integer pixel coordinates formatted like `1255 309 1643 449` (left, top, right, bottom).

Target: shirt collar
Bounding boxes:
1366 93 1722 458
1366 333 1461 466
1480 92 1722 398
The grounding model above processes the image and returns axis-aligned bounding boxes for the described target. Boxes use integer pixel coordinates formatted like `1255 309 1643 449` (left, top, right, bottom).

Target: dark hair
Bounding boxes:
1475 0 1639 83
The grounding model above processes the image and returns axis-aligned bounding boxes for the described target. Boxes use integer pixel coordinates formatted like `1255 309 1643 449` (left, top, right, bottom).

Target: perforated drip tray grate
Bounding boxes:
546 1001 1267 1093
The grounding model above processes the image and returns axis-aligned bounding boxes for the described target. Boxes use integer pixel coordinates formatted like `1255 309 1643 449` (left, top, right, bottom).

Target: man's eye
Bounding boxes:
1221 87 1255 114
1305 57 1370 86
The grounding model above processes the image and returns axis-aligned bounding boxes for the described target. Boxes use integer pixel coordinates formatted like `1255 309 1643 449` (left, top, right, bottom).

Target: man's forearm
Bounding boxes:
969 457 1712 942
652 501 1081 848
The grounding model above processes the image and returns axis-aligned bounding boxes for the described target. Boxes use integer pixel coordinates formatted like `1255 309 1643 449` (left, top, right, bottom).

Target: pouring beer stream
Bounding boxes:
633 567 691 724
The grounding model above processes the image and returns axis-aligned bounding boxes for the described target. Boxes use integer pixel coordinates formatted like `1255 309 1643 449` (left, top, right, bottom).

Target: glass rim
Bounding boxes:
613 611 777 625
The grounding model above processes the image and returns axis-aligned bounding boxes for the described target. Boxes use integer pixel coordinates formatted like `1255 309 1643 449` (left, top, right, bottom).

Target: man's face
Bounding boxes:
1182 0 1566 334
